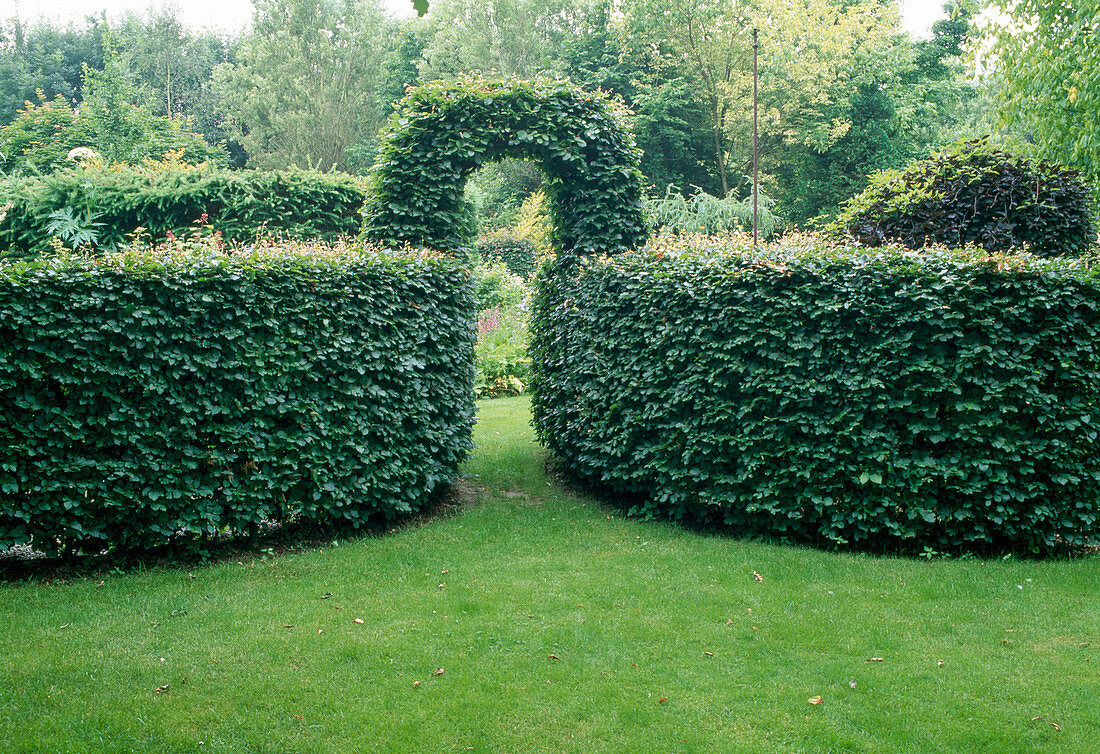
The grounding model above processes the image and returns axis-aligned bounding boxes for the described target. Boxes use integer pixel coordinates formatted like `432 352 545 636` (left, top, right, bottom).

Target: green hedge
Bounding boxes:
362 77 648 261
0 166 367 259
0 244 475 555
530 236 1100 554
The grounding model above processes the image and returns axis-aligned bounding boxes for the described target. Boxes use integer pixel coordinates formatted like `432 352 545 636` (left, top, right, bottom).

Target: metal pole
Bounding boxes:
752 28 759 249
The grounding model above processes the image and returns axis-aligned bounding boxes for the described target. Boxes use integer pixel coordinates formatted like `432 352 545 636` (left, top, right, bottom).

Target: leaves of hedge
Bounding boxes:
0 245 475 555
361 77 648 261
530 236 1100 554
831 139 1096 257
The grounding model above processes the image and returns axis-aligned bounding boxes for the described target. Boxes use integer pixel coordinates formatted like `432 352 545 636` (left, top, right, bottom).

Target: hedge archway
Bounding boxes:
361 78 648 259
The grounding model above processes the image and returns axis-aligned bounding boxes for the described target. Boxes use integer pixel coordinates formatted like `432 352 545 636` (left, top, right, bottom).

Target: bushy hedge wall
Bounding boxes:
0 244 475 555
0 166 367 259
531 235 1100 554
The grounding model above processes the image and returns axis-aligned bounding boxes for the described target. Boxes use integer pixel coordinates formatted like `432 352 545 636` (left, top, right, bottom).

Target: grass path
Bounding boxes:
2 396 1098 752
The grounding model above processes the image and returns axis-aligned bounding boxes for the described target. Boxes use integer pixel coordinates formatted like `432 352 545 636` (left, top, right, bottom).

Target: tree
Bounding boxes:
985 0 1100 190
111 8 240 162
418 0 584 80
0 15 105 125
0 38 226 173
212 0 398 173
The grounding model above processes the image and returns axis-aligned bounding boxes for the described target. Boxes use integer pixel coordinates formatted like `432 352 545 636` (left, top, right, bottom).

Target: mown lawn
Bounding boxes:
2 396 1097 752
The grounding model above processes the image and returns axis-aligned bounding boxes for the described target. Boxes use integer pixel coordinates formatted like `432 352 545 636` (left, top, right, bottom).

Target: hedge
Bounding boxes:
362 77 648 261
530 235 1100 554
0 166 367 259
0 244 475 555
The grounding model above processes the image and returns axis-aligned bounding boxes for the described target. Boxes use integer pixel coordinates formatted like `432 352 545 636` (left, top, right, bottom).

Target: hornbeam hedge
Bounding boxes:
0 166 367 260
0 244 475 556
530 235 1100 554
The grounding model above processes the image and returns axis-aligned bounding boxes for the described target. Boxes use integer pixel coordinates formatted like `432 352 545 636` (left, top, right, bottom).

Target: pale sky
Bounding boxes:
0 0 949 37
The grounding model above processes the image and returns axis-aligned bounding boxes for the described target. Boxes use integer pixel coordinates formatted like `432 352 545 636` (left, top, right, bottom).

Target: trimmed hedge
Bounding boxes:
832 139 1096 257
0 166 367 259
531 235 1100 554
361 77 648 260
0 244 475 555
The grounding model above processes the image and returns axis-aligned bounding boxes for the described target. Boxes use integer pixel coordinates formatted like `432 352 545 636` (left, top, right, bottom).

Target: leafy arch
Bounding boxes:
361 78 648 259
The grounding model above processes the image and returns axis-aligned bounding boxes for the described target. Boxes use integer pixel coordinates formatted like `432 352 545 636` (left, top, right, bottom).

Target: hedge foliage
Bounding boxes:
0 244 475 556
361 77 648 260
0 166 367 259
832 139 1096 257
530 235 1100 554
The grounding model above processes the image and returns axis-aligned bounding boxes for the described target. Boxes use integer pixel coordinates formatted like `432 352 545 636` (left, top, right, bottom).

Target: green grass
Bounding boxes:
2 396 1098 752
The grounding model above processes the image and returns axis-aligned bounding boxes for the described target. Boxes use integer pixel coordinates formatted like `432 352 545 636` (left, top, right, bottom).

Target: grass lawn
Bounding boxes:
2 395 1097 752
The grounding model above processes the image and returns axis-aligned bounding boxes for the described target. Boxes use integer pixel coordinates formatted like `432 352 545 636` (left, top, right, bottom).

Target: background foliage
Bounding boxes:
0 0 992 228
530 235 1100 554
985 0 1100 193
0 243 475 555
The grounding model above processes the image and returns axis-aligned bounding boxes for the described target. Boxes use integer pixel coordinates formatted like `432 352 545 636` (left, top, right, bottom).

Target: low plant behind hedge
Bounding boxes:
0 243 475 556
0 166 367 259
531 234 1100 554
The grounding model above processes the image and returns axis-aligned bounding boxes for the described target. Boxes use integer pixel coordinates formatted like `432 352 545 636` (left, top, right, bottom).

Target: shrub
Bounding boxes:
0 165 367 260
477 232 539 278
831 139 1096 257
530 234 1100 554
647 185 781 238
0 243 475 556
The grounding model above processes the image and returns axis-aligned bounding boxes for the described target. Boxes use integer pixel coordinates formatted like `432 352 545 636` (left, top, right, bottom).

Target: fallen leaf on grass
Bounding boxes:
441 569 449 574
153 685 169 694
433 668 446 676
548 654 561 661
293 715 303 721
283 625 294 629
353 618 364 624
320 593 332 599
413 681 421 688
703 651 714 657
1050 722 1062 731
937 660 944 667
867 657 884 662
658 697 668 704
808 696 823 705
753 571 764 583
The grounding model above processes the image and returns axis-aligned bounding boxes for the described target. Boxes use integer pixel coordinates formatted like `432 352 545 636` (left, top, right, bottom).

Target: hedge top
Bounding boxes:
575 233 1100 282
0 240 458 282
361 77 649 260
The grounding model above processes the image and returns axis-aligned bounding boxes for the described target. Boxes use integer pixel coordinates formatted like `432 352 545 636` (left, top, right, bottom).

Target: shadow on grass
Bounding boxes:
0 478 486 583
